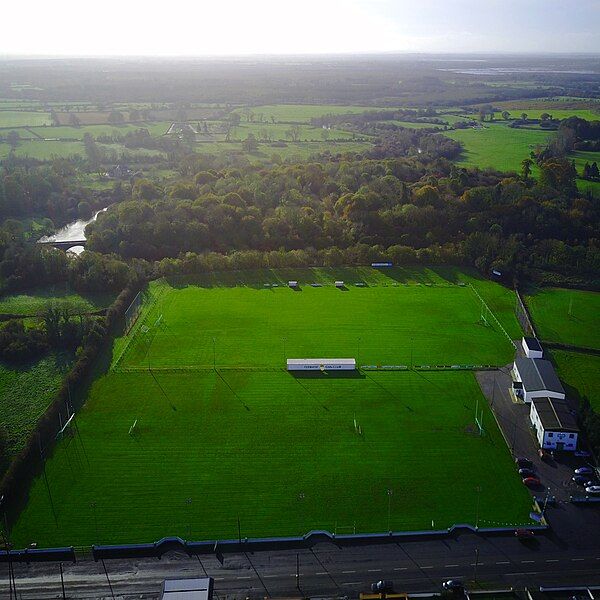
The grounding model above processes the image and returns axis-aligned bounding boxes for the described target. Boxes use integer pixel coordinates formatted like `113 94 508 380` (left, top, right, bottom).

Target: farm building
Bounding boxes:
286 358 356 371
530 397 579 451
512 358 565 403
522 337 543 359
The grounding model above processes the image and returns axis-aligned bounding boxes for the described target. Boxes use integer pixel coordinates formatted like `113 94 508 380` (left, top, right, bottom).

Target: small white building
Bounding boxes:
288 280 298 288
335 281 344 288
286 358 356 371
512 358 565 403
530 397 579 451
161 577 213 600
522 337 543 359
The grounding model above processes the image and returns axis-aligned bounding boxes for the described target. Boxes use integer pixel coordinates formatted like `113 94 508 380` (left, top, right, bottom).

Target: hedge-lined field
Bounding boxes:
526 287 600 349
552 351 600 412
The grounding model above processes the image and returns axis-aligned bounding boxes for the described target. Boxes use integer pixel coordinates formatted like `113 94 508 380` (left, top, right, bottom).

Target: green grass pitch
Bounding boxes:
11 268 532 547
116 268 518 370
525 287 600 349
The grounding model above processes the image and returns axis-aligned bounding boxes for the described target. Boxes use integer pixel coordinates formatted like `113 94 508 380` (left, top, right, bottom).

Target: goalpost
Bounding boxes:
474 397 485 436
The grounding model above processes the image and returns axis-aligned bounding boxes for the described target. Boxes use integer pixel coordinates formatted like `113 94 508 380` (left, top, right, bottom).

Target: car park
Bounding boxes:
572 475 593 486
523 476 541 486
585 485 600 494
574 467 594 476
515 457 532 467
575 450 591 458
538 449 551 461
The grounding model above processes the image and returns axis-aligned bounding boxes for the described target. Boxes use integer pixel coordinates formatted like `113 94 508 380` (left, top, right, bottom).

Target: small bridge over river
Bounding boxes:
37 239 87 251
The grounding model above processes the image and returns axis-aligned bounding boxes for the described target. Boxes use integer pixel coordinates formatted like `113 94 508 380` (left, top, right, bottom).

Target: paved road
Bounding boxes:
4 525 600 599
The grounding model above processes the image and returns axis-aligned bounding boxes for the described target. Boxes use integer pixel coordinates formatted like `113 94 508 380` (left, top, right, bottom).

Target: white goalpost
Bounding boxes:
128 419 138 436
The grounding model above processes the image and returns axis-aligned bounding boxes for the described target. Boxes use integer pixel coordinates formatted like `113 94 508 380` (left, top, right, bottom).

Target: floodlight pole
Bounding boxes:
387 488 393 532
212 338 216 370
473 547 479 582
357 337 361 365
475 486 481 529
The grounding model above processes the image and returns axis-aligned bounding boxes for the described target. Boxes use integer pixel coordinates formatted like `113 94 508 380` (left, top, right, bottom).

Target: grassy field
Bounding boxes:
0 287 115 316
11 267 531 547
226 122 360 142
0 353 72 461
116 268 518 370
525 287 600 349
0 110 51 127
443 124 551 173
12 368 532 547
27 122 172 140
571 150 600 194
0 140 85 159
234 104 390 123
552 351 600 412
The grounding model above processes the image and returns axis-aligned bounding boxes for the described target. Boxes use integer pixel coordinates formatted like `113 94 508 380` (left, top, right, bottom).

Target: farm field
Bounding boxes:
0 353 72 462
443 123 551 173
193 140 373 160
525 287 600 349
0 287 115 316
552 351 600 412
0 110 51 127
0 140 85 159
27 122 172 140
233 104 390 123
115 268 518 371
226 122 360 141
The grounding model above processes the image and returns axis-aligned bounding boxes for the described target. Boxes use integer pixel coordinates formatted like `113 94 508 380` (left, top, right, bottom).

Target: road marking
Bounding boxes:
368 569 382 572
342 582 362 586
571 558 585 562
445 564 459 568
421 566 433 570
316 572 328 575
342 570 356 574
496 561 509 565
263 575 278 579
394 567 408 571
546 559 559 563
214 578 225 581
521 560 535 564
236 576 252 580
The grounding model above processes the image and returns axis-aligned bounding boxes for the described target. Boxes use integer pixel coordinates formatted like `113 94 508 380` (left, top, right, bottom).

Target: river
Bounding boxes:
38 207 108 254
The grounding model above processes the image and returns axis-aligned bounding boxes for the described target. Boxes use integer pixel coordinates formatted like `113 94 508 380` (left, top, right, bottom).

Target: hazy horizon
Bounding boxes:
2 0 599 56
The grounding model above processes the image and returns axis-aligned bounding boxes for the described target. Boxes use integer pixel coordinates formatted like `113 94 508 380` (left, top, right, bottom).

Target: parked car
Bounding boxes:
585 486 600 495
575 450 591 458
574 467 594 476
442 579 464 592
519 468 536 477
515 528 534 539
523 476 541 486
371 580 394 592
538 449 551 461
515 457 532 467
572 475 593 486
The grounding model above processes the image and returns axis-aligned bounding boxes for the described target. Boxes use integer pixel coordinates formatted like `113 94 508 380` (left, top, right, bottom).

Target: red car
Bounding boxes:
522 476 541 487
515 528 534 539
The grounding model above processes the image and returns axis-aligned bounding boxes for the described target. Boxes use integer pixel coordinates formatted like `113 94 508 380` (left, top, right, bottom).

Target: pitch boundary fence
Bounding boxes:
468 284 516 348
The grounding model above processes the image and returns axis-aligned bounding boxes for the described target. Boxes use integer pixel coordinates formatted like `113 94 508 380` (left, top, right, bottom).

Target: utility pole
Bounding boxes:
475 486 481 529
473 547 479 582
237 516 242 544
387 488 393 532
59 562 66 600
296 552 300 590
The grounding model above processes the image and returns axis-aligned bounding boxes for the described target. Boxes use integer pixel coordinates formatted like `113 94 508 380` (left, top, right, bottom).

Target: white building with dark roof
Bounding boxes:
530 397 579 451
521 337 543 359
512 358 565 403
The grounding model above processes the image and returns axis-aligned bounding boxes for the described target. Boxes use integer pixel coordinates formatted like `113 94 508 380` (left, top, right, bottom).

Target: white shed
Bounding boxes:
522 337 543 359
530 397 579 451
287 358 356 371
512 358 565 403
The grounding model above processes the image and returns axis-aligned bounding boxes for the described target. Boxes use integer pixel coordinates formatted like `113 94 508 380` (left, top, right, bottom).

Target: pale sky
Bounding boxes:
1 0 599 56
